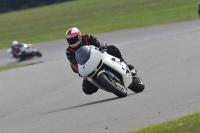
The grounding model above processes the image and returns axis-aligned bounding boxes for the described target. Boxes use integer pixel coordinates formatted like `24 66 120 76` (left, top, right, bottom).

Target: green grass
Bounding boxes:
0 65 25 71
0 0 199 48
0 62 42 72
128 112 200 133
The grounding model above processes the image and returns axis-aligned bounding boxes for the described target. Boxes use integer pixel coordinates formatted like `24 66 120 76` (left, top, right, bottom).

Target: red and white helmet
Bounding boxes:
66 27 81 48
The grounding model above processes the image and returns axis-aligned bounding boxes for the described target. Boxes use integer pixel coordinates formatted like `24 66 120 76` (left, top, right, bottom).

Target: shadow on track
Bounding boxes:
5 57 43 66
45 93 135 114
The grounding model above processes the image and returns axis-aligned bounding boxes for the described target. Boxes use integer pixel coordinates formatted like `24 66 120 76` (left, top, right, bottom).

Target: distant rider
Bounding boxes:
11 40 33 61
65 27 134 95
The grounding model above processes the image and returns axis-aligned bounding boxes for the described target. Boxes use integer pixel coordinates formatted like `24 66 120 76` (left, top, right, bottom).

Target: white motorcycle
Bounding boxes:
75 45 145 98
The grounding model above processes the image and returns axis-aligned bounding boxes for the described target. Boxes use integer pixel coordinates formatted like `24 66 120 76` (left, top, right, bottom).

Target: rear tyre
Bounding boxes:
98 73 127 98
128 74 145 93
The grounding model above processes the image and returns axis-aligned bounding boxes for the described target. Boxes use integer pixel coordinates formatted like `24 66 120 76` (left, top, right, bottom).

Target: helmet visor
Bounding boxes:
67 35 79 46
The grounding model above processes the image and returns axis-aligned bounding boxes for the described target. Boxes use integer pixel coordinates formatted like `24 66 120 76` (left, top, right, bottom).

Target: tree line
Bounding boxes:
0 0 71 14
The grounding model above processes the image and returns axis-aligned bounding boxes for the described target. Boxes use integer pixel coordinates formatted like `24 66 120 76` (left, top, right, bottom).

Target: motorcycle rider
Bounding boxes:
65 27 134 95
11 40 34 61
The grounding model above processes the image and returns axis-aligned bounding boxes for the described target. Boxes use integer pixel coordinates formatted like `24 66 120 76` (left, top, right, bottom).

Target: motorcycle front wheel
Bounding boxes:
128 74 145 93
98 73 127 98
35 51 42 57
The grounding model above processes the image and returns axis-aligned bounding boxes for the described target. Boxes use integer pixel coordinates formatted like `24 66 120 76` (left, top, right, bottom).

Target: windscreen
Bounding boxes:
75 46 91 65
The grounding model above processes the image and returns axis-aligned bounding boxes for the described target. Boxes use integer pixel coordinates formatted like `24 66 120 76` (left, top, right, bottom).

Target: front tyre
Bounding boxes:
35 51 42 57
129 74 145 93
98 73 127 98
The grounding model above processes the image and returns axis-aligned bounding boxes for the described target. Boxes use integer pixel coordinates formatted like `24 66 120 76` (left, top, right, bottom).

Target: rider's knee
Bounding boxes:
82 87 98 95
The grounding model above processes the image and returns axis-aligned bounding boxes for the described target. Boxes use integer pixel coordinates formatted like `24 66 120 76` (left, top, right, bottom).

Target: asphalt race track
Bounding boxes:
0 19 200 133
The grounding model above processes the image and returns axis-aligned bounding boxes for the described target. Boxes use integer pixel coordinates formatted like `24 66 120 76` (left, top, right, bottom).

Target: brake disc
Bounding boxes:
109 77 126 92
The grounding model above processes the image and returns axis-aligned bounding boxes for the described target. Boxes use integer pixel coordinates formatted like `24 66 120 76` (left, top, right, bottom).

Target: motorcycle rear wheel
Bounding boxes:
98 73 127 98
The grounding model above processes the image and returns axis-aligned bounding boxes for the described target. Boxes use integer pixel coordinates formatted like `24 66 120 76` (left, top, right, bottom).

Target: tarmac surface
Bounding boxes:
0 19 200 133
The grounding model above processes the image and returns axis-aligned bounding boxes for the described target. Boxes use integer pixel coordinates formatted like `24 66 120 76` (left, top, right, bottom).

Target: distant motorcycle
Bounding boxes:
75 45 145 98
7 43 42 61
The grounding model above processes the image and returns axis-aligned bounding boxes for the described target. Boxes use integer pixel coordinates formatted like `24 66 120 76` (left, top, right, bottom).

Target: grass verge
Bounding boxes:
128 112 200 133
0 62 42 72
0 0 199 48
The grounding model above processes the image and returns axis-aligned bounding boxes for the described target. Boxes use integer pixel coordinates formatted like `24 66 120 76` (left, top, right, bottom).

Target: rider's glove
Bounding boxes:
66 50 71 60
99 45 107 52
